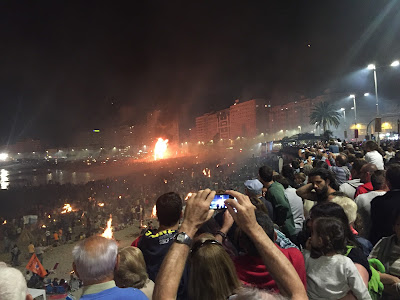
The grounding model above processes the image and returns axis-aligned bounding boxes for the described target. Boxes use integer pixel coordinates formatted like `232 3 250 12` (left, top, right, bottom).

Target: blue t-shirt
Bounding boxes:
80 286 148 300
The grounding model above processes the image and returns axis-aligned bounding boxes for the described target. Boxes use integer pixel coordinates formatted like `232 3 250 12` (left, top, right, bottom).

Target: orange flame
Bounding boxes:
2 220 6 225
101 215 113 239
150 205 157 218
154 138 169 160
185 192 193 201
98 202 105 207
61 204 72 214
202 168 211 177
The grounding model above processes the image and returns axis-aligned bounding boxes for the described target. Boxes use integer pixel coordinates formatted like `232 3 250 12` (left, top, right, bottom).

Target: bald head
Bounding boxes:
360 163 378 183
72 236 118 284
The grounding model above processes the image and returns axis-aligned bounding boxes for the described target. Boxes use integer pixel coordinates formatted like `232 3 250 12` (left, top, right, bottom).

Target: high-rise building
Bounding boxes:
269 96 325 133
195 112 218 142
216 109 230 139
229 99 269 138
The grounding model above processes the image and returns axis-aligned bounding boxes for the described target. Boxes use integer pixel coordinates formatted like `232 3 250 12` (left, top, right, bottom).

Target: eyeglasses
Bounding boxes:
191 239 222 255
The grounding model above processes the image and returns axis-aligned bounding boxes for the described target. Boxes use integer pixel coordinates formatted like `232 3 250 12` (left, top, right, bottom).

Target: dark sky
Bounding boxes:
1 0 399 146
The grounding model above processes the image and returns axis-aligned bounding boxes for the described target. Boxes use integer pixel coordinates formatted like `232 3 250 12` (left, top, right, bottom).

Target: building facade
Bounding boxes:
195 112 218 142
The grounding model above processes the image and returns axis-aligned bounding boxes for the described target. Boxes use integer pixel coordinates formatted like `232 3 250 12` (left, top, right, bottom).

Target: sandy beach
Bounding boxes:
1 221 145 299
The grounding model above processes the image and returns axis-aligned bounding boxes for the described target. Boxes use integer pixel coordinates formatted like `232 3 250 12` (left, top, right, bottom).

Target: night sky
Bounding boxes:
1 1 399 146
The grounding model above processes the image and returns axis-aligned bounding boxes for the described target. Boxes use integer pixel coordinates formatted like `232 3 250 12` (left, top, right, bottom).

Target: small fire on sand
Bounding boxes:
150 205 157 218
202 168 211 177
101 215 113 239
61 204 72 214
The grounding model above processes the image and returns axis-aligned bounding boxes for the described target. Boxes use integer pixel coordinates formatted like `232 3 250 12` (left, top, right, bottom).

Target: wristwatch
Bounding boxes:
174 232 193 247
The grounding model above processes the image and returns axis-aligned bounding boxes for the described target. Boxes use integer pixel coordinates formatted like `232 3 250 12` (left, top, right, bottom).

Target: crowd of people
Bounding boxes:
1 139 400 299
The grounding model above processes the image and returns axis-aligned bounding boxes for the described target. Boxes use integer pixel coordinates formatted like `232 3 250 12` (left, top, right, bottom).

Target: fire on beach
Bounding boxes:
150 205 157 218
101 215 113 239
154 138 168 161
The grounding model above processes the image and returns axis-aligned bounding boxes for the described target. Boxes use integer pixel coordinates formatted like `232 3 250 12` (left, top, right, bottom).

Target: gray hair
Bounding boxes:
234 287 289 300
0 262 29 300
72 236 118 283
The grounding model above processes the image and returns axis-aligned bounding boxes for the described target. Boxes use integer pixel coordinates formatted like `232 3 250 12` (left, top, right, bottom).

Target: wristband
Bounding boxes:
216 230 227 241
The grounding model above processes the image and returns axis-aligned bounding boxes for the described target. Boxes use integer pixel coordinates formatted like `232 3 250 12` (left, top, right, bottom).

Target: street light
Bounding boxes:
349 94 357 125
363 92 370 97
367 60 399 116
391 60 399 67
340 108 346 122
367 64 379 115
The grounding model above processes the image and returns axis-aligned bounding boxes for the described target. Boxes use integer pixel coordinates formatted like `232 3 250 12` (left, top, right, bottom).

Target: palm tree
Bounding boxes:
309 101 341 133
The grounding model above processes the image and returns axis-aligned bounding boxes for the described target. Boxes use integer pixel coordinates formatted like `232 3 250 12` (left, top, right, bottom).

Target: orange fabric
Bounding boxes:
53 233 59 240
26 253 47 278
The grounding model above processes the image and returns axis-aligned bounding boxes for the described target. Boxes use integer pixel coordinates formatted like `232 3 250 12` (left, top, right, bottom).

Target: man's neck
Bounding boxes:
327 186 336 195
157 223 179 233
265 181 274 189
84 275 114 287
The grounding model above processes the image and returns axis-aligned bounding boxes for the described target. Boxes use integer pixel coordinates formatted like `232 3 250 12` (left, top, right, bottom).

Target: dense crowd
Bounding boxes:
1 139 400 300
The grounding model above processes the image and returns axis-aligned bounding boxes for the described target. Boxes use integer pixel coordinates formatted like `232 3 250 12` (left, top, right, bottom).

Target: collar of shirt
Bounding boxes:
82 280 116 295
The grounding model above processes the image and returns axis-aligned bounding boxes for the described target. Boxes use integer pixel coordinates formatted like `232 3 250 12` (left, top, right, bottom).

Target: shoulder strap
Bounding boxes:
345 245 355 256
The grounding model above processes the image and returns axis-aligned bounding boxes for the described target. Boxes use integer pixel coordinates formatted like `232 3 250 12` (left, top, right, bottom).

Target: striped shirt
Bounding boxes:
329 166 350 185
368 234 400 277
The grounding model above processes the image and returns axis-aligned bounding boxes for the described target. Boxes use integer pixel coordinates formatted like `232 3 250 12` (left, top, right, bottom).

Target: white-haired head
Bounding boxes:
72 236 118 284
234 287 288 300
330 195 357 224
0 262 33 300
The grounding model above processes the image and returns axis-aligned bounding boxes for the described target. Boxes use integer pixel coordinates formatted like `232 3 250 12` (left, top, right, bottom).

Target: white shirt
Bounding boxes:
284 187 305 230
303 251 371 300
385 151 396 161
339 179 363 199
355 190 386 238
365 150 384 170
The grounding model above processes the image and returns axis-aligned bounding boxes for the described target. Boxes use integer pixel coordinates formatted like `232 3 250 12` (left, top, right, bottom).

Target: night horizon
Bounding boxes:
1 1 400 146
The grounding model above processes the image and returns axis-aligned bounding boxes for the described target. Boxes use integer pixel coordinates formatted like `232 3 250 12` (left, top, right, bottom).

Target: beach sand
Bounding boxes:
1 221 144 299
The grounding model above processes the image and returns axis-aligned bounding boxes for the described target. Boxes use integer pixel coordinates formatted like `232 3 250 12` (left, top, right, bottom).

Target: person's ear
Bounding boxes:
326 179 330 187
72 262 79 279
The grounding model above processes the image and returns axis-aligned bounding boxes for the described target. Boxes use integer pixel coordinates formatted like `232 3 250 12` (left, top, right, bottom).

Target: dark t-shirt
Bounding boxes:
259 196 274 221
347 246 372 280
370 191 400 245
136 229 189 300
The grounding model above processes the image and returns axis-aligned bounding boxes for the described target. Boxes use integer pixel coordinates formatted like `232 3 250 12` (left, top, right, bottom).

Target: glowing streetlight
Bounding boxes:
366 60 398 117
340 108 346 122
349 94 357 125
367 63 379 115
391 60 399 67
364 93 370 96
